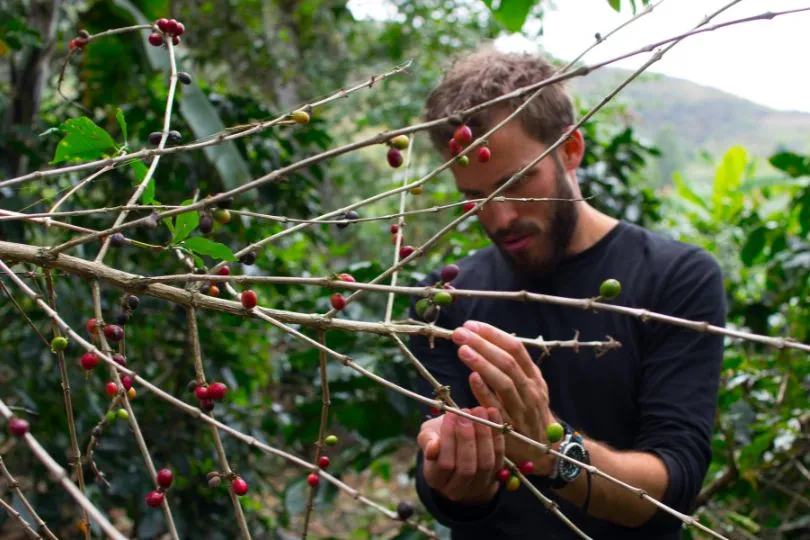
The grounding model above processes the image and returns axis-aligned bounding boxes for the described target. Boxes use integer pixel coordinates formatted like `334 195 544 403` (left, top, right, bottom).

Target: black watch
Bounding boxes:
547 420 590 489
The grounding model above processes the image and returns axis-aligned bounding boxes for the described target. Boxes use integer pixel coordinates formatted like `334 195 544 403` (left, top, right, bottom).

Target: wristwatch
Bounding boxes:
547 420 590 489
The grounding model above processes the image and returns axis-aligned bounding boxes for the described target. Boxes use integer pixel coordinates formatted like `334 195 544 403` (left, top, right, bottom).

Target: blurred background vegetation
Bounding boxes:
1 0 808 538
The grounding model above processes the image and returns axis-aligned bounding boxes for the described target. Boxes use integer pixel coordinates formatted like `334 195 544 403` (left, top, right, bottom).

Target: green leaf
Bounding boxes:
128 159 155 205
739 432 774 470
116 108 128 143
50 117 118 164
711 146 747 217
727 512 761 534
740 226 767 266
799 189 810 236
171 200 199 245
480 0 539 33
608 0 621 12
769 151 810 178
673 172 709 211
182 237 237 262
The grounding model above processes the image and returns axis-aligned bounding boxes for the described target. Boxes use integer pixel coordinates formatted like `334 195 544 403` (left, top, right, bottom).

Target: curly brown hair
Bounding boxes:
423 45 576 152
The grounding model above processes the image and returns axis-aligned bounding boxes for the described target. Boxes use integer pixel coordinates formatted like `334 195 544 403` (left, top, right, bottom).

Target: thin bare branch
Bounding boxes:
0 455 58 540
0 400 127 540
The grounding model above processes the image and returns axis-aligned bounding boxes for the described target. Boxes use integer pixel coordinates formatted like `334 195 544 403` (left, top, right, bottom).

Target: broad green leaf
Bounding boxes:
608 0 621 12
799 189 810 236
171 200 199 244
480 0 539 33
740 226 767 266
711 146 747 217
182 237 237 261
116 108 128 143
673 172 709 211
769 151 810 178
739 431 774 470
50 117 118 164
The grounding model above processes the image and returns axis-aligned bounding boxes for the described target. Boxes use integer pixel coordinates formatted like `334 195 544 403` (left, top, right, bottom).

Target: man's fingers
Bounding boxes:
442 410 477 497
471 407 498 493
455 340 526 415
437 410 458 473
418 431 441 461
469 372 501 411
464 320 541 381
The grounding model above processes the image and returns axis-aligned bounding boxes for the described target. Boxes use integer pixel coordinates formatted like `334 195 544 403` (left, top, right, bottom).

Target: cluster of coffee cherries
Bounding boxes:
145 468 175 508
414 264 459 323
386 134 410 169
68 29 90 51
389 224 419 261
206 471 249 496
189 380 229 412
306 434 339 487
329 273 355 311
448 124 491 167
148 18 185 47
199 195 233 236
497 422 565 492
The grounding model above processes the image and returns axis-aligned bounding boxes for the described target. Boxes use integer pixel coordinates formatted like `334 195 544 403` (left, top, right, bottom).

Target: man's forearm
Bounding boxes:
552 439 669 528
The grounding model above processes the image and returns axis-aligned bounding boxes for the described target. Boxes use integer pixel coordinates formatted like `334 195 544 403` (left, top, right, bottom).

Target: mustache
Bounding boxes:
493 223 541 242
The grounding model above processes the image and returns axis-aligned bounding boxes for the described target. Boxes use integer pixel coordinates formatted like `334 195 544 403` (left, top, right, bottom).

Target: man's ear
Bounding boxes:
558 127 585 171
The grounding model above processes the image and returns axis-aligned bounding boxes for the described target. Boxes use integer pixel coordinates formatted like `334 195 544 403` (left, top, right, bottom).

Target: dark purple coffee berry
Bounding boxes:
337 210 359 229
200 399 215 412
199 215 213 234
177 71 192 85
396 501 415 520
126 295 139 310
422 304 439 324
110 233 126 247
440 264 460 283
239 251 257 265
148 132 163 145
148 33 164 47
112 353 127 367
115 312 129 326
167 130 181 144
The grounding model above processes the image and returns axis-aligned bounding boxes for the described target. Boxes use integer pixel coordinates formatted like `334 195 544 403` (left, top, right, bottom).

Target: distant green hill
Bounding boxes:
568 67 810 185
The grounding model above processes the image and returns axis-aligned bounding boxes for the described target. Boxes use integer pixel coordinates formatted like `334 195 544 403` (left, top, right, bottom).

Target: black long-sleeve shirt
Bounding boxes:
408 220 727 539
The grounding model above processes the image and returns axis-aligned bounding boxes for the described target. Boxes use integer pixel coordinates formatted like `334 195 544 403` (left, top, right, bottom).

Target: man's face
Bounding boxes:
448 115 580 277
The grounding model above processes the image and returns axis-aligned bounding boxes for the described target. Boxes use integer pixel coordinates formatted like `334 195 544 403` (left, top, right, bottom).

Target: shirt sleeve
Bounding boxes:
633 247 727 532
406 278 506 528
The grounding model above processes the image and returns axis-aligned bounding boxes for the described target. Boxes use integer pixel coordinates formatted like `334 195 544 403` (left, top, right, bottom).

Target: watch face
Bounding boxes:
559 443 587 482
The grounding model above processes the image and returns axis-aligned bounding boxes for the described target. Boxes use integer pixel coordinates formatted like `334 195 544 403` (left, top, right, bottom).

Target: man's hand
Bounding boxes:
451 320 558 473
418 407 505 505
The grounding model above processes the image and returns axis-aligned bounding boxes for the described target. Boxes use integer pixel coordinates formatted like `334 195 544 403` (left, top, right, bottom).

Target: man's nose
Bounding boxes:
483 200 519 233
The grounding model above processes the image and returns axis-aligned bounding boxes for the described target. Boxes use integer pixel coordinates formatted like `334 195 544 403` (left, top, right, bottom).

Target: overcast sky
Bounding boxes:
349 0 810 113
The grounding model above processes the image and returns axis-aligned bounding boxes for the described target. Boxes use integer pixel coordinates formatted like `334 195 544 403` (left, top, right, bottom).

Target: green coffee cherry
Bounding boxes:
546 422 564 443
50 336 69 352
433 291 453 307
415 298 431 318
599 278 621 299
324 434 338 446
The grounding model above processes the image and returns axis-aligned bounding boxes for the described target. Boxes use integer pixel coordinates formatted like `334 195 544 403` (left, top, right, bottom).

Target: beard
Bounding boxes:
485 166 579 278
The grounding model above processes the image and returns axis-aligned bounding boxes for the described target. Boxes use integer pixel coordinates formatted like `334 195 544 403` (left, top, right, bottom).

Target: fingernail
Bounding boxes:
464 321 480 332
459 345 474 360
454 328 471 343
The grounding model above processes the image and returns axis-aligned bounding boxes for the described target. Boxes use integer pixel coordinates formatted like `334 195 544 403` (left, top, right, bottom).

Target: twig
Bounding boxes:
90 281 180 539
43 269 90 539
45 164 115 229
0 400 127 540
384 134 415 323
0 280 51 348
186 306 252 540
0 196 589 224
43 8 806 257
0 495 42 540
0 261 437 538
302 329 330 539
2 61 413 189
0 456 58 540
0 209 99 235
0 240 619 352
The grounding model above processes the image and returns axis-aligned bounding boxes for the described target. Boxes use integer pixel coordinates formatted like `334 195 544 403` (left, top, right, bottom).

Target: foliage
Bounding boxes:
0 0 807 539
